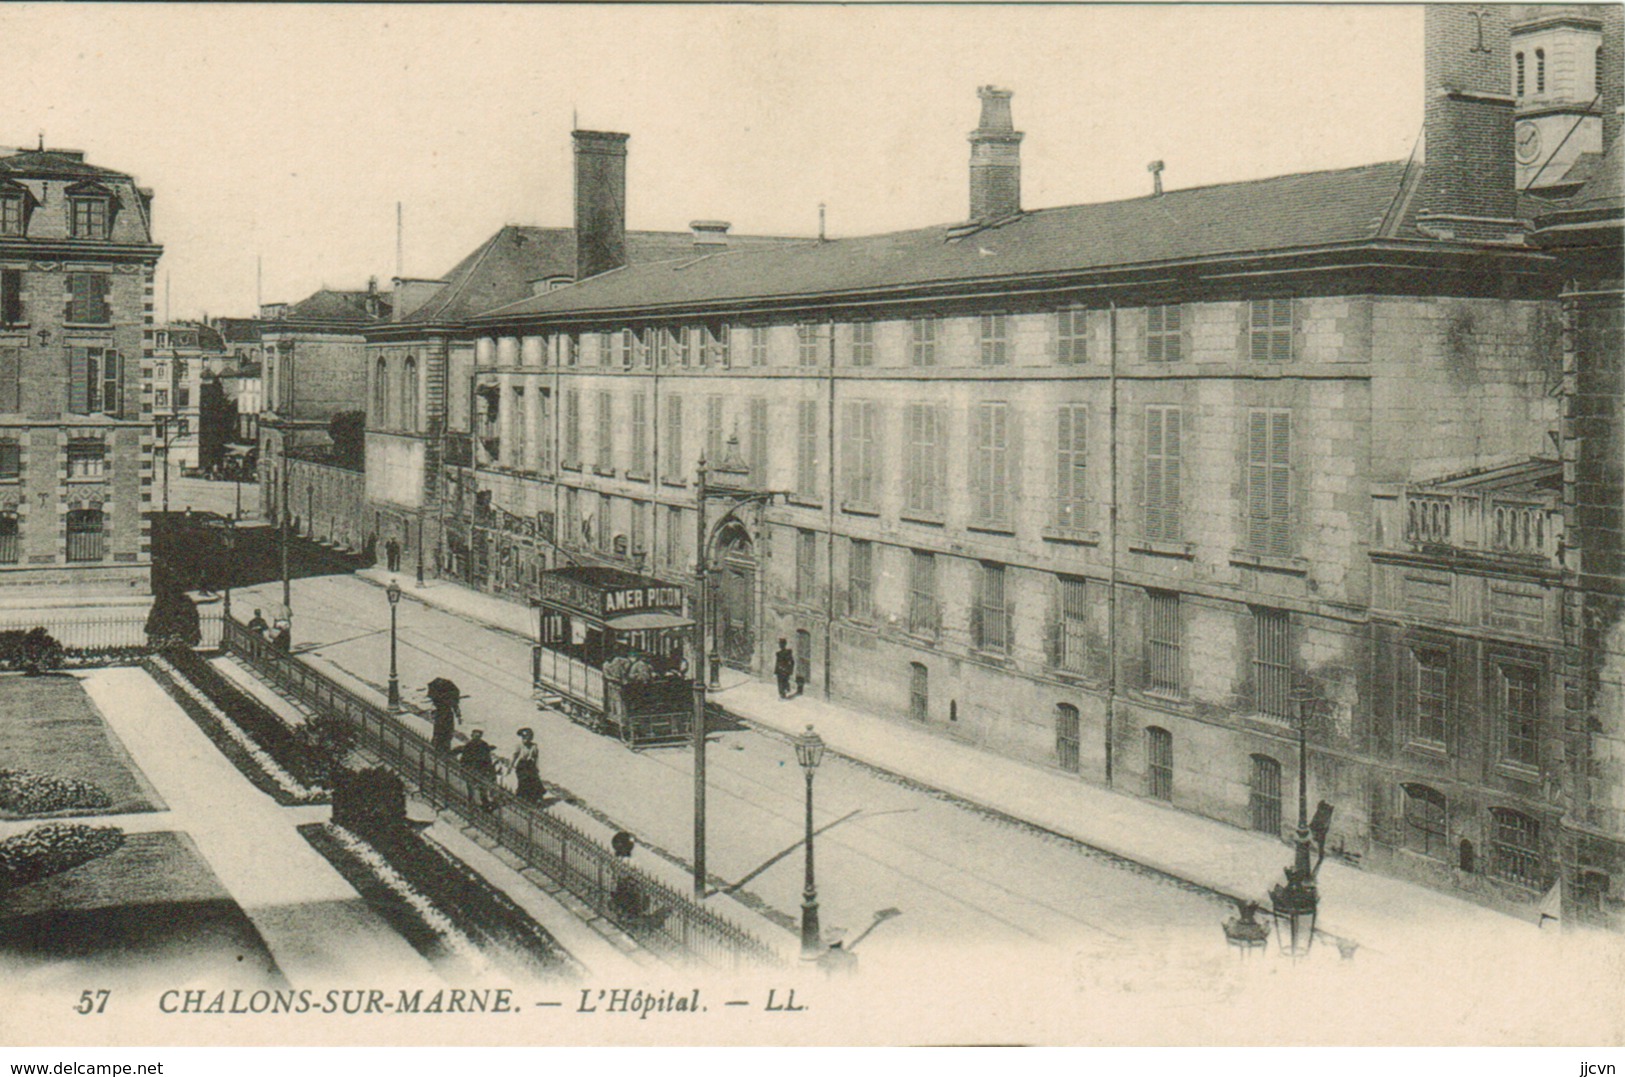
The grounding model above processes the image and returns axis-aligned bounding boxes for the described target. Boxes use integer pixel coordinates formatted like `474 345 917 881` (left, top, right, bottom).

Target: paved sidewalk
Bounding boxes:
356 567 1531 951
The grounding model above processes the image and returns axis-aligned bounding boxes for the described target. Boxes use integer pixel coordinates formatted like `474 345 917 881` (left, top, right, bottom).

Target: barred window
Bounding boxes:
1145 304 1181 362
908 550 937 637
1402 784 1448 860
1249 298 1295 362
910 318 937 367
0 438 18 481
1055 704 1081 773
1145 590 1181 695
1057 307 1088 364
1500 665 1541 769
1055 404 1088 532
979 314 1008 366
849 322 875 367
1055 575 1089 674
1250 755 1283 835
66 507 104 562
1146 727 1173 801
1253 607 1292 719
975 562 1009 653
1490 808 1542 889
1413 648 1449 748
848 539 873 619
0 512 16 564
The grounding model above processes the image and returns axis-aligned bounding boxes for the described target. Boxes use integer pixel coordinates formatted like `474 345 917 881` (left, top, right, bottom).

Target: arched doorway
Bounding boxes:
714 521 756 670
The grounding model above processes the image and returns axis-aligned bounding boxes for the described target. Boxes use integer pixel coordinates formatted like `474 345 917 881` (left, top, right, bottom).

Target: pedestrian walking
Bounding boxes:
610 830 651 921
452 728 498 811
512 727 545 804
247 608 269 635
385 538 401 572
774 638 796 699
426 676 461 753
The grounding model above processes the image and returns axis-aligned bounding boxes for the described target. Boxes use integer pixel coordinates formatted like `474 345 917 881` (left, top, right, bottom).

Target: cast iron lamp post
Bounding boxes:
386 579 402 711
1270 688 1322 957
795 723 826 960
221 520 235 621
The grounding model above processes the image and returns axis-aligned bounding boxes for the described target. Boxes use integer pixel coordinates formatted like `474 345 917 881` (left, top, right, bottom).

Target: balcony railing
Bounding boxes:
1402 489 1560 563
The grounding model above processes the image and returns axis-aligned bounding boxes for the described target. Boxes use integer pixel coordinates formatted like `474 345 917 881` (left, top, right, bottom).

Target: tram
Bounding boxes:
531 566 696 748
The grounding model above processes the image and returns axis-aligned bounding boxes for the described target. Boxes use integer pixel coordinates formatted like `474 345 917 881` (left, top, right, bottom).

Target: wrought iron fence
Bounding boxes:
223 616 781 969
0 605 221 655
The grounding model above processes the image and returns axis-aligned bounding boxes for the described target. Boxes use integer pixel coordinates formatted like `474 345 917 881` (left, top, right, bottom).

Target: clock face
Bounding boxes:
1515 121 1542 164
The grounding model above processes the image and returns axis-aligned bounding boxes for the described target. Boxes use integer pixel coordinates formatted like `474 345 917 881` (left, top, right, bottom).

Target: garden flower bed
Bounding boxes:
143 655 327 806
300 822 576 982
0 769 112 816
0 822 124 890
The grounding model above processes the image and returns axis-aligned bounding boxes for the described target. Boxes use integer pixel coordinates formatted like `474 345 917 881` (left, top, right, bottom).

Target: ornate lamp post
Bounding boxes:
794 724 826 960
386 579 402 711
221 520 235 621
1270 688 1322 957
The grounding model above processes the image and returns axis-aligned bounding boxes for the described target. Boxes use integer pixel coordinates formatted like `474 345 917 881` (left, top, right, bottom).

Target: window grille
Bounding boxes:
975 562 1009 653
1055 704 1081 773
1146 727 1173 801
1145 590 1181 695
1250 755 1283 834
1056 576 1090 674
1253 607 1292 718
848 539 873 619
66 508 104 562
908 550 937 637
1490 808 1542 889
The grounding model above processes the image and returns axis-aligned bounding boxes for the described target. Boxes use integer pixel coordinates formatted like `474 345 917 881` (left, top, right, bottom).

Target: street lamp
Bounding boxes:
795 723 826 961
221 520 235 621
386 579 402 711
1270 688 1322 957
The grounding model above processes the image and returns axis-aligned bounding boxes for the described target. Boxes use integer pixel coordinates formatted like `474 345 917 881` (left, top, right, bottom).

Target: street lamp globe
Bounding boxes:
387 580 402 607
795 725 825 772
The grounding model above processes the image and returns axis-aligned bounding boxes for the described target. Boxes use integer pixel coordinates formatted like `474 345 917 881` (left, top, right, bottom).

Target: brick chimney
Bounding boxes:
968 86 1023 222
1417 5 1520 241
573 130 630 281
1602 5 1624 153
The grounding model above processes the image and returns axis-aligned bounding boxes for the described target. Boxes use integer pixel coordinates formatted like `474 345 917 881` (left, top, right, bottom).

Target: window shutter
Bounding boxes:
1269 410 1292 555
842 401 859 504
102 350 122 417
1166 304 1182 362
1145 407 1164 540
1003 401 1020 525
68 347 89 414
933 403 948 516
968 404 986 522
1271 299 1294 363
1164 407 1181 540
66 274 81 323
1145 307 1162 363
1247 410 1269 552
1250 302 1270 363
94 274 111 323
1 269 20 324
0 347 18 412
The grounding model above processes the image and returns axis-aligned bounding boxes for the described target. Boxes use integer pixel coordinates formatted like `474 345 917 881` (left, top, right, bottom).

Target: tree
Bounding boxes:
198 374 236 472
328 410 366 471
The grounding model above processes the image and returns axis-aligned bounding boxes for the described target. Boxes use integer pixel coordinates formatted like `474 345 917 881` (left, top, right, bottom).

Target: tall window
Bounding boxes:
0 193 22 237
1 268 22 324
664 394 684 481
630 500 648 559
1412 648 1449 748
1515 51 1526 97
1057 306 1087 364
1253 607 1293 719
842 401 879 510
796 528 818 604
1055 575 1090 674
975 562 1009 653
65 508 104 561
706 394 724 465
595 391 614 472
1500 664 1541 768
69 197 110 239
1145 304 1181 362
1249 298 1295 362
905 403 946 518
0 512 17 564
558 334 577 368
1143 405 1183 542
402 357 418 432
67 438 105 480
0 347 20 412
652 327 672 367
1249 755 1283 835
563 388 581 465
373 357 390 425
1536 48 1546 94
910 318 937 366
705 323 730 367
849 322 875 367
0 438 19 481
797 323 820 366
617 329 633 369
1402 784 1448 860
979 314 1008 366
1490 808 1542 889
970 401 1011 527
597 492 612 551
536 390 552 472
1146 727 1173 801
676 326 696 367
665 504 684 568
1055 704 1081 773
1145 590 1181 695
66 273 111 324
1246 409 1292 557
749 326 768 367
1055 404 1088 532
908 550 937 637
749 398 768 486
848 538 873 619
510 386 526 467
630 393 649 475
909 662 929 723
796 399 819 500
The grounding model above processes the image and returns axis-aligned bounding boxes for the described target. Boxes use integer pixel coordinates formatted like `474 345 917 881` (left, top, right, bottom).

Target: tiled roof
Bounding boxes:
400 225 799 325
278 288 391 326
477 160 1418 321
213 318 263 344
0 149 128 179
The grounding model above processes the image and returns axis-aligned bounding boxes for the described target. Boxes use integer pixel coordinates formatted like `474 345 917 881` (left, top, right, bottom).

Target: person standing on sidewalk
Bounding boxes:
452 728 498 811
427 676 461 752
512 727 545 804
774 639 795 699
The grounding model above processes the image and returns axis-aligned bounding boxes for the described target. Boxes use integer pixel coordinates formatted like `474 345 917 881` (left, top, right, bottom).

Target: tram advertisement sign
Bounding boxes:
538 574 685 618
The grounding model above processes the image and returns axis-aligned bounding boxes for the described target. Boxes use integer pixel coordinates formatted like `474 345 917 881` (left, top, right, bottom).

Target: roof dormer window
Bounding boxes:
65 180 116 239
0 179 29 237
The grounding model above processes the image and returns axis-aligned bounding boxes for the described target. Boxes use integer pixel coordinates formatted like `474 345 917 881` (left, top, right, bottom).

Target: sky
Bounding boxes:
1 3 1424 322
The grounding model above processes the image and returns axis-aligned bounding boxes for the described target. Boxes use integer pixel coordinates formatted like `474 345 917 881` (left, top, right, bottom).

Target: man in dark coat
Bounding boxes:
426 676 461 752
774 639 796 699
452 728 498 811
385 538 401 572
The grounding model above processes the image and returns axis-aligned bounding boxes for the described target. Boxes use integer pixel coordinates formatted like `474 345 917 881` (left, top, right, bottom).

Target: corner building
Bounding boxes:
426 10 1619 924
0 146 160 622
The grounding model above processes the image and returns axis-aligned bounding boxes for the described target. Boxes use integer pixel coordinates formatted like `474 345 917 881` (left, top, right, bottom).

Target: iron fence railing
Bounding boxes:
223 616 781 969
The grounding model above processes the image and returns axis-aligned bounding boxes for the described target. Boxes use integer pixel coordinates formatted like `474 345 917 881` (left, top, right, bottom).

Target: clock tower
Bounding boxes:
1511 5 1617 195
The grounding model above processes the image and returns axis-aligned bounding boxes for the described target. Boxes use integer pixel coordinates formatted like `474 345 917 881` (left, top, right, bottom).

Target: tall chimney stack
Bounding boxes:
968 86 1023 222
1417 5 1519 240
573 129 630 281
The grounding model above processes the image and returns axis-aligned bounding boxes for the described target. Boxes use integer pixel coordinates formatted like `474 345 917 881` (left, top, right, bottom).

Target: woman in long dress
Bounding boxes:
512 727 545 803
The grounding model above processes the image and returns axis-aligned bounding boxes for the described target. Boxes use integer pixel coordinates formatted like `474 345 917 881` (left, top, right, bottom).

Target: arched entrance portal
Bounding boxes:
714 521 756 671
